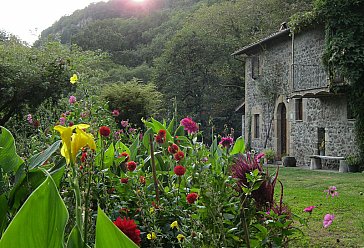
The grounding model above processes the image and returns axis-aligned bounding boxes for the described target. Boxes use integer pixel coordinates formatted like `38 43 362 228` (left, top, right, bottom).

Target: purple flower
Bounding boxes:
112 109 120 116
27 114 33 124
180 117 199 134
219 136 234 148
128 128 136 133
69 95 76 104
59 117 66 125
323 214 334 228
121 120 129 128
324 186 338 198
304 206 316 213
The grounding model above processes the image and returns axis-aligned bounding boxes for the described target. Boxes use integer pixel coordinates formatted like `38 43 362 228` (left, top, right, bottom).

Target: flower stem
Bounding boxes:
241 195 250 248
70 162 83 237
149 133 160 203
83 160 94 247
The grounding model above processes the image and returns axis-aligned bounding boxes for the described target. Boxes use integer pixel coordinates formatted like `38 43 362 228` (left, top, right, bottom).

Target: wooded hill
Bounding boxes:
36 0 313 137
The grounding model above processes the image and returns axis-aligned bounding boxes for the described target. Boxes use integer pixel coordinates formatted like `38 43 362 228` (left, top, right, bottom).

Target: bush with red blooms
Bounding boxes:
99 126 111 137
186 193 198 204
174 150 184 161
127 161 137 171
174 165 186 176
168 143 179 154
113 217 141 245
155 129 167 144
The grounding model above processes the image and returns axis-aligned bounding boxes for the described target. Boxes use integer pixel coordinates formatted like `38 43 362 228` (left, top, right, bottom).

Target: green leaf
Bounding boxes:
27 140 61 169
0 176 68 248
142 128 153 150
95 207 139 248
230 136 245 155
0 194 8 236
129 136 139 161
115 141 131 156
0 127 23 173
167 118 175 134
174 125 185 137
151 118 173 143
104 143 115 168
67 226 88 248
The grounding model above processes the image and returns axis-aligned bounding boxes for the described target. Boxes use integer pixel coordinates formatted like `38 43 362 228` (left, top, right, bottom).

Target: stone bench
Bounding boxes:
309 155 347 172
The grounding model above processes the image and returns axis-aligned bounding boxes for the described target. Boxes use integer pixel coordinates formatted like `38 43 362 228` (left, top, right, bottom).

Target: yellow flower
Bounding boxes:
177 234 185 242
149 207 154 214
54 124 96 165
70 74 78 84
170 221 179 229
147 232 157 240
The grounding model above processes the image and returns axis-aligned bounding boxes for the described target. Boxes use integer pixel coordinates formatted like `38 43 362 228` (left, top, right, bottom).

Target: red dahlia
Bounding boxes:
99 126 111 137
174 165 186 176
155 129 167 144
186 192 198 204
119 152 129 161
120 178 129 184
174 151 185 161
168 143 179 154
113 217 141 245
80 152 87 163
127 161 137 171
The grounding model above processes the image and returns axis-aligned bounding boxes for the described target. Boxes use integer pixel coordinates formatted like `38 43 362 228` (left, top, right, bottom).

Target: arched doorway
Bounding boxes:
277 103 287 159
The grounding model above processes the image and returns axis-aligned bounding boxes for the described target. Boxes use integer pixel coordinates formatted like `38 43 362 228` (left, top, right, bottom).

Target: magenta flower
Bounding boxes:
112 109 120 116
121 120 129 128
180 117 199 134
69 95 76 104
59 117 66 125
324 186 338 198
219 136 234 148
255 153 265 163
303 206 316 213
27 114 33 124
323 214 335 228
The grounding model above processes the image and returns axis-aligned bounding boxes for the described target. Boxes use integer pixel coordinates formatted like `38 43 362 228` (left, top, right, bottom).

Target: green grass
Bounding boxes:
275 166 364 248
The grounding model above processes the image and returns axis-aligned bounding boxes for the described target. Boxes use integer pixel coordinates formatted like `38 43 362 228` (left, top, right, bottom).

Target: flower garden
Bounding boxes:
0 75 363 248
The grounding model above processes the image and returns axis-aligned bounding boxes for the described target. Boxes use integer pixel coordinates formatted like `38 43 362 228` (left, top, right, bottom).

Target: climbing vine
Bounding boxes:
290 0 364 161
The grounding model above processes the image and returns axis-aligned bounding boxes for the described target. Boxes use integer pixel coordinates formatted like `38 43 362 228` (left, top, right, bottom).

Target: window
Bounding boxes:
254 114 260 139
251 55 260 79
295 99 303 121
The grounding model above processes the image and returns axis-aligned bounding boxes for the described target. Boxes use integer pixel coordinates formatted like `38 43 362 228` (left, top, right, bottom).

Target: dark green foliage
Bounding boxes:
101 80 163 127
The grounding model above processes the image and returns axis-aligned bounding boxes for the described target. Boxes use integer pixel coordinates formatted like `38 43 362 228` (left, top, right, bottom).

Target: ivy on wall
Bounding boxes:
290 0 364 160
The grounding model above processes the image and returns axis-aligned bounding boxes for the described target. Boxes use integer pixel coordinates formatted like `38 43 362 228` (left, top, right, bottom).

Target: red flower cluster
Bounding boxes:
80 152 87 163
99 126 111 137
168 143 179 154
155 129 167 144
127 161 137 171
120 178 129 184
174 151 185 161
174 165 186 176
113 217 141 245
186 193 198 204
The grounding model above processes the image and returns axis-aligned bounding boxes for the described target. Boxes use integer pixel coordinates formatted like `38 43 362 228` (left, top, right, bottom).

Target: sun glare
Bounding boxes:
132 0 145 2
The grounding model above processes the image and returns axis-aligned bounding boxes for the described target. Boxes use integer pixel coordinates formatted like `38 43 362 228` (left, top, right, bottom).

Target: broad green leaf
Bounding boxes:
95 207 138 248
0 127 23 173
0 194 8 236
142 128 153 150
27 140 61 169
167 117 175 134
67 225 89 248
115 141 131 156
174 125 185 137
103 143 115 168
230 136 246 155
151 117 173 143
129 136 139 161
0 176 68 248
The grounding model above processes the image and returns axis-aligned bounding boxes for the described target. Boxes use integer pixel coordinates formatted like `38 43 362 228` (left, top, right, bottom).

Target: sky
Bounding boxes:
0 0 106 45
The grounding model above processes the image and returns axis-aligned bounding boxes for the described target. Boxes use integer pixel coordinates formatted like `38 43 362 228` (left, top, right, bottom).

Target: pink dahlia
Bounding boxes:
69 95 76 104
324 186 338 198
219 136 234 148
303 206 316 213
323 214 335 228
180 117 198 134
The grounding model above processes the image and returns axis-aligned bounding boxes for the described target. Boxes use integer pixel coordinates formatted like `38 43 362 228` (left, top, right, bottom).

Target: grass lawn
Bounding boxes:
275 166 364 247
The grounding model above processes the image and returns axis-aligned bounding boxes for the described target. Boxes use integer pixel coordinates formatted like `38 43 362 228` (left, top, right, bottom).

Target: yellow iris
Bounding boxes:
54 124 96 165
177 234 185 242
170 220 179 229
147 232 156 240
70 74 78 84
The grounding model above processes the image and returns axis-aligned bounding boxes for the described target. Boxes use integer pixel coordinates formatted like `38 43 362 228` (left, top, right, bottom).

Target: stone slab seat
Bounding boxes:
309 155 346 170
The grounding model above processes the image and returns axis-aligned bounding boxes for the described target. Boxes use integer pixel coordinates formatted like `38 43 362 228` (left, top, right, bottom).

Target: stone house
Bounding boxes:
232 24 356 166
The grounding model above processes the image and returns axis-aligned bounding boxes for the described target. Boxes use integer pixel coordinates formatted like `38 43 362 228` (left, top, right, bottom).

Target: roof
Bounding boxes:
231 28 290 56
235 101 245 113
